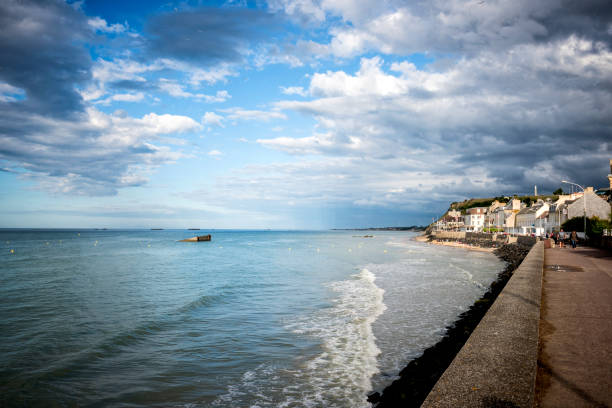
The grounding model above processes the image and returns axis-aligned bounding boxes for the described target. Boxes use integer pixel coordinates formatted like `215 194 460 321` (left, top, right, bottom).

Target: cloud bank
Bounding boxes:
248 0 612 213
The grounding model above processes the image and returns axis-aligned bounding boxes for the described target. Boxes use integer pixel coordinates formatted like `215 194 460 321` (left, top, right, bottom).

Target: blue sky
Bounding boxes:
0 0 611 229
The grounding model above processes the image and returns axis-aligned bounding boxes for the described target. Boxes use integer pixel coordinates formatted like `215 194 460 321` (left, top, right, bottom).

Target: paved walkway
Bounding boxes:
536 246 612 407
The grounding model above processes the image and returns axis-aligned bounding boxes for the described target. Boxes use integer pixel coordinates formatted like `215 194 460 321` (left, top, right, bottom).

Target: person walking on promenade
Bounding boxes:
570 230 578 248
559 229 566 248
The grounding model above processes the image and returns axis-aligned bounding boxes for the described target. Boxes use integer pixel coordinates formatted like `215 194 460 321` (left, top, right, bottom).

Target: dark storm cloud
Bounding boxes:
144 7 278 65
0 0 91 117
537 0 612 45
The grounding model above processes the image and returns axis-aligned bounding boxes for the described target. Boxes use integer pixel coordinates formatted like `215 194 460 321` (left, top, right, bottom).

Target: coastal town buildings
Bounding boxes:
434 209 464 231
491 199 522 233
445 209 464 230
433 160 612 236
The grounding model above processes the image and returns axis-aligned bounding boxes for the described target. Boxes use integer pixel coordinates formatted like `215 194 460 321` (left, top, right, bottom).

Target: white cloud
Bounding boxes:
158 79 194 98
169 62 238 86
202 111 225 127
158 79 231 102
309 56 412 97
205 90 231 103
208 149 223 158
269 0 591 64
0 108 201 195
83 58 161 102
280 86 308 96
96 92 145 105
91 58 159 84
87 17 127 34
258 132 364 155
133 112 202 135
220 108 287 122
0 82 25 102
85 58 235 104
267 0 326 23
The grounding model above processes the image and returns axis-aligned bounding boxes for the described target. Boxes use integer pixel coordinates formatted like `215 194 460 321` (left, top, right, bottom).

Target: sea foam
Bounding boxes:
212 268 386 408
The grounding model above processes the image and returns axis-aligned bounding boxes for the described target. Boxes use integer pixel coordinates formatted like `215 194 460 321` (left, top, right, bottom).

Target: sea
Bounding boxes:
0 229 504 407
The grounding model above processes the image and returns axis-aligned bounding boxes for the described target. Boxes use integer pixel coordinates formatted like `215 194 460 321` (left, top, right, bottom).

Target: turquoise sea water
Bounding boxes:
0 230 503 407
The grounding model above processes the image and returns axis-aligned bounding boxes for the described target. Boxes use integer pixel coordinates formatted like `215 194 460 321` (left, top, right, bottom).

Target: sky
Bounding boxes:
0 0 611 229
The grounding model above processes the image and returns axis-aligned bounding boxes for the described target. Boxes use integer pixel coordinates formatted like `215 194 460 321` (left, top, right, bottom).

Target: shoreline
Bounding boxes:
427 239 495 252
368 240 533 407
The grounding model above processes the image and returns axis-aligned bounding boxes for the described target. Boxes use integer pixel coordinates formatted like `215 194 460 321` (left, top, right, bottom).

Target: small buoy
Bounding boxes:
10 249 15 254
384 249 388 253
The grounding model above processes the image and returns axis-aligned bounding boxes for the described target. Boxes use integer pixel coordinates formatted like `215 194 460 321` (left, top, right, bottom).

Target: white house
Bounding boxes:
464 207 487 232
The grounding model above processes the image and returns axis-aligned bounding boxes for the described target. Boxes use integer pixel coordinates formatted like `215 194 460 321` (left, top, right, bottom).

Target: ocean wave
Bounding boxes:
449 263 487 290
178 293 226 313
211 268 386 408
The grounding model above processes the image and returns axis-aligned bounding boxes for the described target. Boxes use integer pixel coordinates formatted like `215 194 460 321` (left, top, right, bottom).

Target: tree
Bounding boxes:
562 216 612 235
553 188 564 195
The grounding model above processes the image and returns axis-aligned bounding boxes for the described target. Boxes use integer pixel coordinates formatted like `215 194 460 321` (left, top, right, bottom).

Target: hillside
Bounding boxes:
449 195 559 213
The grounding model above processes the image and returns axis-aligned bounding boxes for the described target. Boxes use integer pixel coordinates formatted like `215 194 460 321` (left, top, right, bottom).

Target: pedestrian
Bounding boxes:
559 229 566 248
553 231 558 247
570 230 577 248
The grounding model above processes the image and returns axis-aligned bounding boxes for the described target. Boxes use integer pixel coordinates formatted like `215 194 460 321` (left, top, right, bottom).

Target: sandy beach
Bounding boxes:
428 239 495 252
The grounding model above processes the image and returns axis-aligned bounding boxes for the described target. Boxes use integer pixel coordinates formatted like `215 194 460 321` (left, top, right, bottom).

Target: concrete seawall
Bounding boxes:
422 241 545 408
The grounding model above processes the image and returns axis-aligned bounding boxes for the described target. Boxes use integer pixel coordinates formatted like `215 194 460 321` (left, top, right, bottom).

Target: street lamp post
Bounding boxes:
561 180 587 235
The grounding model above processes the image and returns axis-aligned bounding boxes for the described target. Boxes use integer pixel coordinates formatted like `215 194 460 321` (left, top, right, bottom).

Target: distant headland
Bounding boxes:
332 226 427 231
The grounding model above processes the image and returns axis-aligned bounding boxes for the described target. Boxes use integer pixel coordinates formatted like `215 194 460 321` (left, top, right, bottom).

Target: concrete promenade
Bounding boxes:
536 246 612 408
